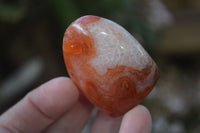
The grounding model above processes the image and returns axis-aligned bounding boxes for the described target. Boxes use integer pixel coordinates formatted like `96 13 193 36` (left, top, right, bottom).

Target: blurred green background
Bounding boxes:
0 0 200 133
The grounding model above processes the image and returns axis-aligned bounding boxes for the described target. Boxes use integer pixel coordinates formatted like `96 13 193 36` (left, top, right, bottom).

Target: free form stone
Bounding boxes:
63 15 160 117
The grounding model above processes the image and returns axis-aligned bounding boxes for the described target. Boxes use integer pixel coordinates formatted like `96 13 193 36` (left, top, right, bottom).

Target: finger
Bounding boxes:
119 105 152 133
90 111 122 133
44 96 93 133
0 77 79 133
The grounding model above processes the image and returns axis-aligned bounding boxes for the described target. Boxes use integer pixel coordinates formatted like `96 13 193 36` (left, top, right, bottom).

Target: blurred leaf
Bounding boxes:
0 2 27 24
48 0 79 28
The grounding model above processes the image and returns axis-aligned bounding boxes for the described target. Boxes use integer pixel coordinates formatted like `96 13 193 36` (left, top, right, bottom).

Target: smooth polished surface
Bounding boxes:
63 15 159 117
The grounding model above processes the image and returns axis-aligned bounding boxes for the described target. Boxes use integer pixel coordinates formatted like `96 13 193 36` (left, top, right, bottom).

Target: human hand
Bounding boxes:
0 77 152 133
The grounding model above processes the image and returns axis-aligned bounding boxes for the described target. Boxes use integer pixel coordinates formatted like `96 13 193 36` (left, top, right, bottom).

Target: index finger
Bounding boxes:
0 77 79 133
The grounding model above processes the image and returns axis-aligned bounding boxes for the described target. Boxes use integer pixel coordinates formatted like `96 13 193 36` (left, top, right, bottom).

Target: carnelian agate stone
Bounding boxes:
63 15 159 117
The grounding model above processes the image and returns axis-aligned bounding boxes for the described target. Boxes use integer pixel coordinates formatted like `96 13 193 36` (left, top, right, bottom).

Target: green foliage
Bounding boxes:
0 0 161 49
0 2 27 23
48 0 79 27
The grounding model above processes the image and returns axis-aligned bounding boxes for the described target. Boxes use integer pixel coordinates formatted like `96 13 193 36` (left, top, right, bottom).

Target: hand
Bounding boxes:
0 77 152 133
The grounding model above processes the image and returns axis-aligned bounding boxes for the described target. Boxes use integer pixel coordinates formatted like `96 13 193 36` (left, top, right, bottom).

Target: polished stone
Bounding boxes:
63 15 160 117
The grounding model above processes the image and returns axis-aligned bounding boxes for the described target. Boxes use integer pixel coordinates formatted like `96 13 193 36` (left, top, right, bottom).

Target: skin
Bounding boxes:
0 77 152 133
